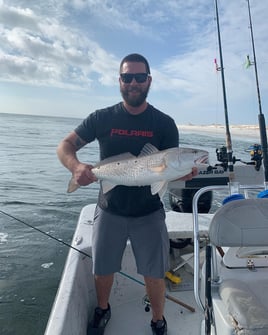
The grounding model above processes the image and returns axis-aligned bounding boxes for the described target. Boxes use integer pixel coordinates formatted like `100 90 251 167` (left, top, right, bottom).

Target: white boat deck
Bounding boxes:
45 204 212 335
107 286 202 335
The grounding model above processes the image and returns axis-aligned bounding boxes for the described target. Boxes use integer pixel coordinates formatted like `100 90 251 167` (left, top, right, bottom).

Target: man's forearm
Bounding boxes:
57 139 80 173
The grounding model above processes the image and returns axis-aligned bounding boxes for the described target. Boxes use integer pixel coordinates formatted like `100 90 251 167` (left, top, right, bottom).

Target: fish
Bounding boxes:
67 143 196 197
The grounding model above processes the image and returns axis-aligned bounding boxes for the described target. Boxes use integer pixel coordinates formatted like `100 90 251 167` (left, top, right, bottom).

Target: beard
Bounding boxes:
120 85 150 107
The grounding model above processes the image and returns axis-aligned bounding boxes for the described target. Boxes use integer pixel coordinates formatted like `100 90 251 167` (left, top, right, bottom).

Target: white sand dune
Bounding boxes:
178 124 266 140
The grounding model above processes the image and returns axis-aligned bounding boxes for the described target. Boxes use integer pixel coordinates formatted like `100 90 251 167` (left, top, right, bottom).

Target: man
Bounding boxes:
57 53 197 335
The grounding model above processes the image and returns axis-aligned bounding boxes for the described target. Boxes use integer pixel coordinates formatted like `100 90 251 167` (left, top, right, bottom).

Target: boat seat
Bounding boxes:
222 246 268 268
209 198 268 247
208 198 268 335
220 279 268 335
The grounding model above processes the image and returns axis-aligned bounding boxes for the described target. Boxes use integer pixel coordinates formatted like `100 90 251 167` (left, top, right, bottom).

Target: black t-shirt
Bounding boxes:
75 102 179 217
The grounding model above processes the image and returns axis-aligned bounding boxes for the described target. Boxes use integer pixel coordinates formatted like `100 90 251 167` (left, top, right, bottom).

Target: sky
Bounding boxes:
0 0 268 125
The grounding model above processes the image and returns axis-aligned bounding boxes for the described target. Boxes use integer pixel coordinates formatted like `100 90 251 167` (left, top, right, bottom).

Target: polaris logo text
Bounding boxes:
110 129 153 137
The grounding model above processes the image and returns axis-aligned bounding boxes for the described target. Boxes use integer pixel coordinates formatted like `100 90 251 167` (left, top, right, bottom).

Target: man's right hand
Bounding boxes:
72 163 98 187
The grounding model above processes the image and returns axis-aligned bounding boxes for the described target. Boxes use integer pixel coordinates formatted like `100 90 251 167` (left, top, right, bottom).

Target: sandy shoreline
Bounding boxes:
178 124 265 139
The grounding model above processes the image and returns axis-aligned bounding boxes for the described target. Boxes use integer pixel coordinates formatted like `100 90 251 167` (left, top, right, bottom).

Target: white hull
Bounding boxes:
45 181 268 335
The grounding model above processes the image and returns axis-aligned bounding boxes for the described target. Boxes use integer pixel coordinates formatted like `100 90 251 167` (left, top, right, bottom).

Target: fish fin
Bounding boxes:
194 155 209 164
158 183 168 199
149 162 167 173
101 180 117 194
67 177 80 193
151 181 168 196
94 152 135 167
138 143 159 157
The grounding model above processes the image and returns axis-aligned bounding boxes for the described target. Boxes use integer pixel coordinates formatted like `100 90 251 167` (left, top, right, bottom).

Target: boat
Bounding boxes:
45 0 268 334
44 203 211 335
44 182 268 335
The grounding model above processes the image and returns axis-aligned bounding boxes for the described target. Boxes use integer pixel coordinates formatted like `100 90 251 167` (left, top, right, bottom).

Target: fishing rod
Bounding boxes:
214 0 235 182
0 209 92 258
246 0 268 185
0 209 195 312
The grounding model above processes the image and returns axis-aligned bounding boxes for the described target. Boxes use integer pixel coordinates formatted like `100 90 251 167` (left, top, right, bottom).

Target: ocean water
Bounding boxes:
0 113 262 335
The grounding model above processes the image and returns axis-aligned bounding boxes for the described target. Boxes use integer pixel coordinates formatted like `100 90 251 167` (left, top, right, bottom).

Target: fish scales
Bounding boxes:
67 143 196 195
92 152 168 186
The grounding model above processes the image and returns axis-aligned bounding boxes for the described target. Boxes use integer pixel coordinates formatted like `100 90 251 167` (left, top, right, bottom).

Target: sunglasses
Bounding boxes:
120 73 149 84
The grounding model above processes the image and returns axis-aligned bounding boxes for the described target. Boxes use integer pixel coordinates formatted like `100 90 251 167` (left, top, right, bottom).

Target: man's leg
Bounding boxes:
92 205 127 310
89 207 128 333
144 276 166 322
129 208 169 333
95 274 114 309
87 274 113 332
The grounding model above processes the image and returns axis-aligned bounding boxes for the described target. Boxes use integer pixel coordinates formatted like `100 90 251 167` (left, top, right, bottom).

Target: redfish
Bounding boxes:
67 143 197 197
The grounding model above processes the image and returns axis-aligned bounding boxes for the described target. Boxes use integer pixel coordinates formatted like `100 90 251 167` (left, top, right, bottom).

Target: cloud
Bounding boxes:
0 0 119 89
0 3 38 30
0 0 268 123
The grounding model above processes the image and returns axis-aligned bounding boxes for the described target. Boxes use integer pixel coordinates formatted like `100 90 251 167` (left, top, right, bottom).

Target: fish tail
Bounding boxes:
67 177 80 193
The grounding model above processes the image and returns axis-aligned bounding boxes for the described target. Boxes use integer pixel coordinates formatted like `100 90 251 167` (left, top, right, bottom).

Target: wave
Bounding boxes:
1 200 40 206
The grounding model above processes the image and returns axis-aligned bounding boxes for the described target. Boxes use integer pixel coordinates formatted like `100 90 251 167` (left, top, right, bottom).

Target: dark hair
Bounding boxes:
119 53 151 74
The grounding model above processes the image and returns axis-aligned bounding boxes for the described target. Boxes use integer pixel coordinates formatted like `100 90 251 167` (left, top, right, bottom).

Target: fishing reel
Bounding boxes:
246 144 263 171
216 146 237 171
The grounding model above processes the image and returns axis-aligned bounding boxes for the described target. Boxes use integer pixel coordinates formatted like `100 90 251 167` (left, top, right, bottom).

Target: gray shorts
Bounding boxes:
92 206 169 278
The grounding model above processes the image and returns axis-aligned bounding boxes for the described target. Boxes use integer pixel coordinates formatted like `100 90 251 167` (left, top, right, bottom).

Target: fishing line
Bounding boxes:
0 209 144 283
0 209 90 258
0 209 195 311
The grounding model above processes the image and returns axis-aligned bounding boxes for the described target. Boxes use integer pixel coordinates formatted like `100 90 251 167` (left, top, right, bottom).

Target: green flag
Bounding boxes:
245 55 252 69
